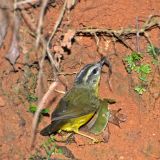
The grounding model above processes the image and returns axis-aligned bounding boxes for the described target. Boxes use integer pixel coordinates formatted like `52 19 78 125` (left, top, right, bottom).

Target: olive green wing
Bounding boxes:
51 87 99 121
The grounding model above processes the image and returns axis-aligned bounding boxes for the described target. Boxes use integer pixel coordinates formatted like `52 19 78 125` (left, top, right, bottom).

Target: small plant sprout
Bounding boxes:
27 94 38 102
41 136 63 159
134 86 146 95
124 51 152 95
147 44 160 59
135 64 151 81
124 52 142 73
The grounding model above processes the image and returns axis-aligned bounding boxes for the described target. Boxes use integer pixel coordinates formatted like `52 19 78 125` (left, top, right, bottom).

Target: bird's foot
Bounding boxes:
54 132 76 144
90 138 103 144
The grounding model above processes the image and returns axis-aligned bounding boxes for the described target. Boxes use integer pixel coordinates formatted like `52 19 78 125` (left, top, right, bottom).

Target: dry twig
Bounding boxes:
76 15 160 47
36 0 49 48
15 0 39 8
136 16 140 53
31 0 69 147
54 89 65 94
31 81 58 148
46 0 67 73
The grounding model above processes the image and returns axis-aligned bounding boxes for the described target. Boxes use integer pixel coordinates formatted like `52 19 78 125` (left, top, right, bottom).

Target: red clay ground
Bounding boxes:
0 0 160 160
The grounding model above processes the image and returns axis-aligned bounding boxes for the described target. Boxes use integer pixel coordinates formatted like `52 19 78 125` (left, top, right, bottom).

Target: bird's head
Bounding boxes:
74 57 107 90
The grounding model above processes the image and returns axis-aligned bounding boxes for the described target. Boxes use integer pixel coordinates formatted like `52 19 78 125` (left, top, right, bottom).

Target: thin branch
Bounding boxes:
136 16 140 53
31 81 58 148
30 1 69 147
36 45 47 101
76 16 160 51
42 38 58 81
36 0 49 48
15 0 39 7
54 89 65 94
45 0 67 80
21 9 36 32
113 33 134 51
76 15 160 38
46 0 67 54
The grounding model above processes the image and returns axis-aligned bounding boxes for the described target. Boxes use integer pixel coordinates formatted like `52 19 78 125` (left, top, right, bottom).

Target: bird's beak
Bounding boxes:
98 57 106 67
98 56 112 91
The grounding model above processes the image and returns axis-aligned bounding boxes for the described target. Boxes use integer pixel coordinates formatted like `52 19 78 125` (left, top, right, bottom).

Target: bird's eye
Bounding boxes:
92 68 98 75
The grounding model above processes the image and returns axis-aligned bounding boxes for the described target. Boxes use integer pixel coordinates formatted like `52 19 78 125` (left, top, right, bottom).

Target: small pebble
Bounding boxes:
119 156 124 160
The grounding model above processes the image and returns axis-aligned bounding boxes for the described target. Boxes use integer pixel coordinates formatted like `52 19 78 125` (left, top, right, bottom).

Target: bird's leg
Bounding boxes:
54 132 75 143
61 133 73 142
74 130 99 143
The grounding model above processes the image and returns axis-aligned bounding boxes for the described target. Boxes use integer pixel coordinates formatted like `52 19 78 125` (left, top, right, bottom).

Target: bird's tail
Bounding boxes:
40 121 62 136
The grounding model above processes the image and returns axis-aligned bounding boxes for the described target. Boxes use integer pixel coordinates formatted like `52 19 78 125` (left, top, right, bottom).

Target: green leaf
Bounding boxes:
152 59 159 65
131 52 142 61
27 94 38 102
135 64 151 81
41 108 50 114
28 104 37 113
147 44 160 59
57 148 63 154
124 52 142 72
134 66 140 72
136 64 151 74
134 86 146 95
50 135 56 142
89 100 110 134
139 64 151 74
139 75 147 82
28 104 49 115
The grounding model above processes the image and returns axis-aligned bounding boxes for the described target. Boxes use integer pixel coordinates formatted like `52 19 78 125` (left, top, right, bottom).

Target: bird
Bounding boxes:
40 57 109 141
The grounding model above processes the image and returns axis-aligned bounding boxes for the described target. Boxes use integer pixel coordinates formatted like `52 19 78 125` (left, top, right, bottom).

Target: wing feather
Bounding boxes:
51 87 99 121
